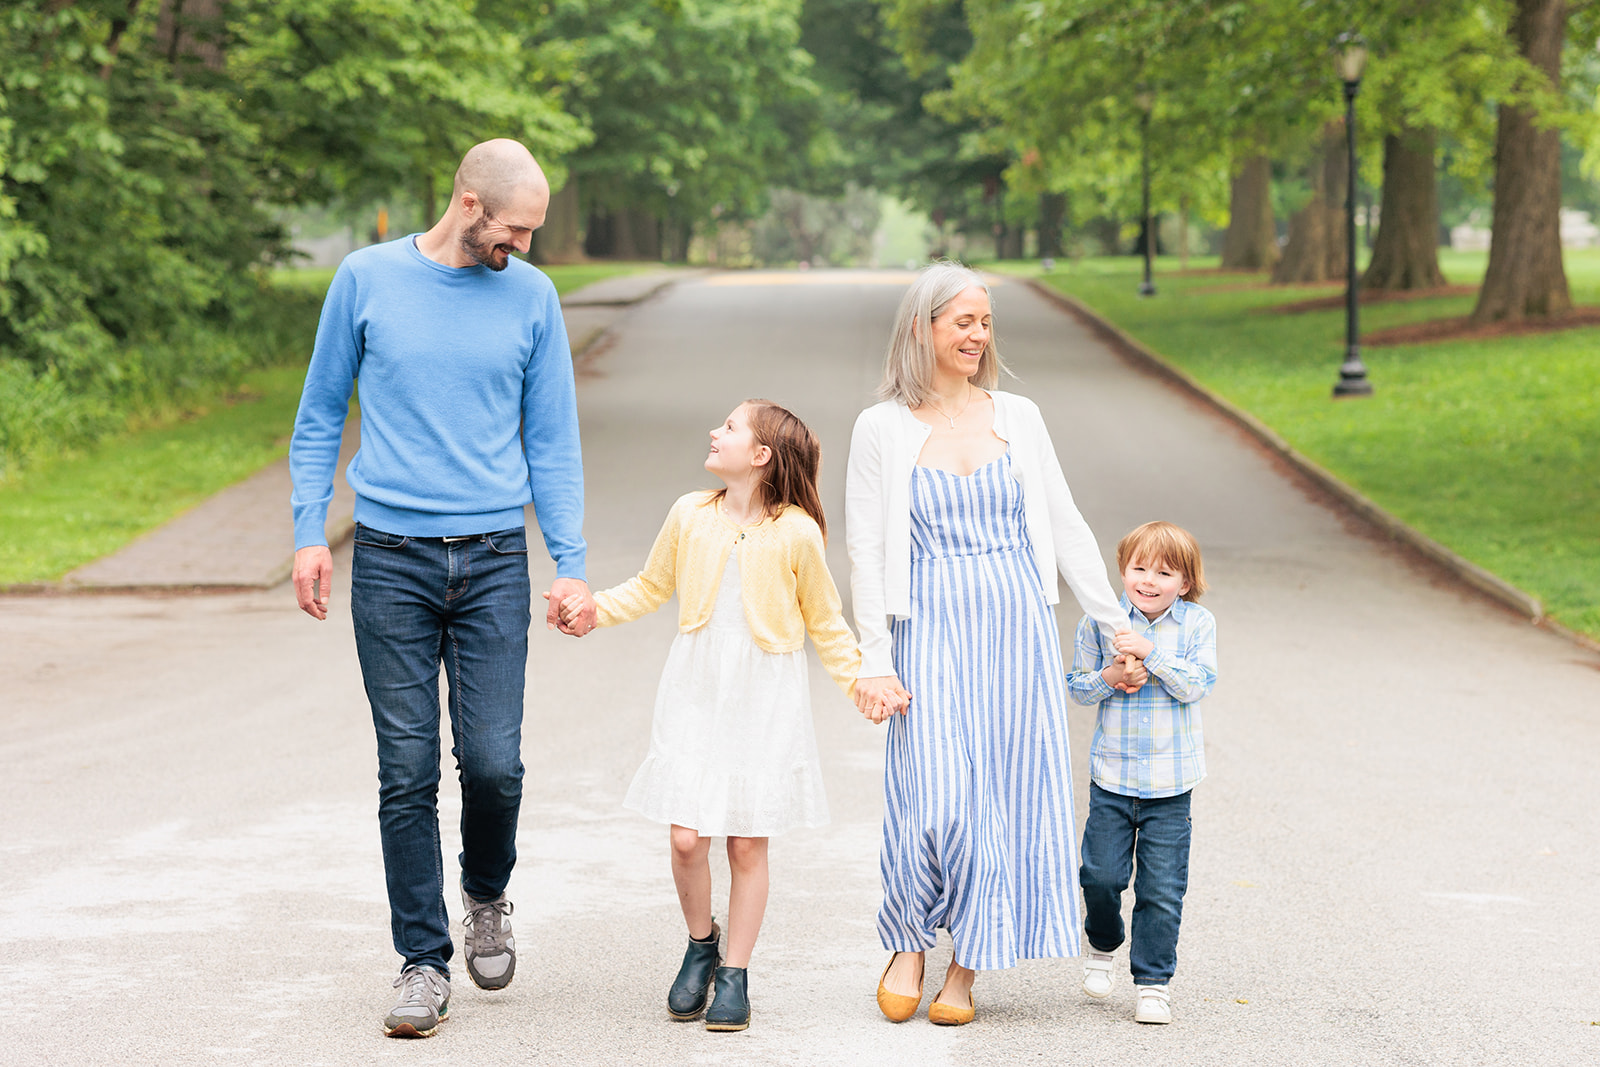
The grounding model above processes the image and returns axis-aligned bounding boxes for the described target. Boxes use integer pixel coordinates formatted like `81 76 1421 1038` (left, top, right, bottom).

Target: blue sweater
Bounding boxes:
289 236 587 579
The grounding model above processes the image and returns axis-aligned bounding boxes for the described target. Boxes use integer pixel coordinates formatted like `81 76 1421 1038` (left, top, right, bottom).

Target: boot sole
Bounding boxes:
705 1018 750 1032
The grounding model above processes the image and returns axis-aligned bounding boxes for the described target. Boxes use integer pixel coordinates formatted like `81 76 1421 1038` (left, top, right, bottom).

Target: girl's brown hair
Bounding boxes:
1116 521 1207 602
712 399 828 540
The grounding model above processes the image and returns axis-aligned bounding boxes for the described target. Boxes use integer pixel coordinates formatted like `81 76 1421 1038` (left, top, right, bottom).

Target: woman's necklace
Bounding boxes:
925 384 975 429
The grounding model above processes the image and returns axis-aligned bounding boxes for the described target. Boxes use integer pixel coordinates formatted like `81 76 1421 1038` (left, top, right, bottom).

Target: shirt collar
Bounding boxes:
1120 592 1188 627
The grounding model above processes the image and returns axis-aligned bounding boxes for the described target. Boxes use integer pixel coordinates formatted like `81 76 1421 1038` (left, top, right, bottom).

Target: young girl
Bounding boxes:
556 399 898 1032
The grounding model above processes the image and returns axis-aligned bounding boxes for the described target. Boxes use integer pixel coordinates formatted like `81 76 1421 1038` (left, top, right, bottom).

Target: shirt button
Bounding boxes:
1142 716 1150 724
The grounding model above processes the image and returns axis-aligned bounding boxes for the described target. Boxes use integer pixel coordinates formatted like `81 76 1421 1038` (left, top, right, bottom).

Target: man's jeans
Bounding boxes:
1079 782 1193 986
350 523 531 976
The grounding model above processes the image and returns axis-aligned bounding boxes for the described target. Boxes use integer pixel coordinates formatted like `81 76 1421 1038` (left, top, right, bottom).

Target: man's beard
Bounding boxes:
460 215 511 271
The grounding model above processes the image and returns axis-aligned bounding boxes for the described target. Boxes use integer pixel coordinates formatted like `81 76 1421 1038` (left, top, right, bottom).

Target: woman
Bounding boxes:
846 262 1130 1024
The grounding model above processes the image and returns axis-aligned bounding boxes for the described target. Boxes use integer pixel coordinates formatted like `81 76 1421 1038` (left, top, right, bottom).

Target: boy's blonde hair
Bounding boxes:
1116 521 1207 602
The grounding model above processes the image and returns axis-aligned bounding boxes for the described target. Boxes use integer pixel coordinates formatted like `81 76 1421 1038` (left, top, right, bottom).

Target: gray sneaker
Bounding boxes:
461 883 516 990
384 964 449 1038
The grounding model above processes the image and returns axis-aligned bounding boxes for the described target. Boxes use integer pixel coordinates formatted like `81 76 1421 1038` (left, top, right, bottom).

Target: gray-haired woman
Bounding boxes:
846 262 1131 1024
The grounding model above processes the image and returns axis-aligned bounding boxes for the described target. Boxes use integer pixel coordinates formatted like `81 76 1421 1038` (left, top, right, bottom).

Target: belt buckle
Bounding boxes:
442 534 474 543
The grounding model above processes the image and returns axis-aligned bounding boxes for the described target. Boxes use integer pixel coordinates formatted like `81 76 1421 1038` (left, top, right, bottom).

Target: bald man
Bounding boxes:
289 139 597 1038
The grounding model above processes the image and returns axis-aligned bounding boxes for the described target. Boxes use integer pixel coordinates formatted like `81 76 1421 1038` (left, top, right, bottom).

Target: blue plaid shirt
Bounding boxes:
1067 595 1217 799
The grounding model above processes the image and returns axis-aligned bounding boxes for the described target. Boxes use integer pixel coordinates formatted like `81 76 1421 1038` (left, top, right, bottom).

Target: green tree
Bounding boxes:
515 0 826 260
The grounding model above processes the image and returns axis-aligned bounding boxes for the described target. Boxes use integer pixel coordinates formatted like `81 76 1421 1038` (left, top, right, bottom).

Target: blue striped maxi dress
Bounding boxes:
878 451 1083 970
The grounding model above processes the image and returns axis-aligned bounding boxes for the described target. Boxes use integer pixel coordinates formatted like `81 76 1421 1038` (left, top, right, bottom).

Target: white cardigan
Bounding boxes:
845 390 1129 678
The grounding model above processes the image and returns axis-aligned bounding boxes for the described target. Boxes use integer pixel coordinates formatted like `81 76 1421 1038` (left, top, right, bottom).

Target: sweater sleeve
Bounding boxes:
845 409 896 677
289 262 361 550
594 499 683 626
1030 404 1129 641
791 522 862 698
1067 613 1118 706
522 283 587 579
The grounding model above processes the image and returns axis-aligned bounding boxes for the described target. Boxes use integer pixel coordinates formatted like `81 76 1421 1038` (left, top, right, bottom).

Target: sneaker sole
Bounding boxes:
1083 984 1112 999
465 959 515 991
384 1011 447 1038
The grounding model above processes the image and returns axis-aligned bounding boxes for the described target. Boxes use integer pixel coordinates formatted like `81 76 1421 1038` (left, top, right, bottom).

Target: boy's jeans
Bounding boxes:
1079 782 1193 986
350 524 531 976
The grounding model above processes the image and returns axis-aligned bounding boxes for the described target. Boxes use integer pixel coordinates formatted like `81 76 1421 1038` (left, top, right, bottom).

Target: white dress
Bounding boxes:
623 543 830 837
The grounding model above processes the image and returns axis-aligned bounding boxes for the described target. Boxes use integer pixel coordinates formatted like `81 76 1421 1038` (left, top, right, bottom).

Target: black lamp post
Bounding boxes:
1332 34 1372 398
1136 88 1156 297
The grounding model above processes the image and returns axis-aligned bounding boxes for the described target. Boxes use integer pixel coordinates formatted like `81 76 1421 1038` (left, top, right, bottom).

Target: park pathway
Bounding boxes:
2 270 1597 1066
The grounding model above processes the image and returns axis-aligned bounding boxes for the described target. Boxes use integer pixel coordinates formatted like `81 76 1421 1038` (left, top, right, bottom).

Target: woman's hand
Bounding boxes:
855 674 912 724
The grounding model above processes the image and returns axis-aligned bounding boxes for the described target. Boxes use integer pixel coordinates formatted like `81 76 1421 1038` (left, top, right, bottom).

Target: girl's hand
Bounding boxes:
1112 629 1154 660
558 593 586 626
856 674 911 723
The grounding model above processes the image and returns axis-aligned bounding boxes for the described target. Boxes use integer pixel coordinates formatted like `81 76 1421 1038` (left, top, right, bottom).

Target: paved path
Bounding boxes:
3 270 1598 1066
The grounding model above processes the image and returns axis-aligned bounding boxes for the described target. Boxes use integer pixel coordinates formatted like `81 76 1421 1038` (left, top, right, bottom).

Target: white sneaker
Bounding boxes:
1135 984 1171 1024
1082 951 1115 998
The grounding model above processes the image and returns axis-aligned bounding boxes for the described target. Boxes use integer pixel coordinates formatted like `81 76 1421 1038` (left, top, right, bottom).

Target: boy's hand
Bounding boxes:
1115 654 1148 692
1113 629 1154 660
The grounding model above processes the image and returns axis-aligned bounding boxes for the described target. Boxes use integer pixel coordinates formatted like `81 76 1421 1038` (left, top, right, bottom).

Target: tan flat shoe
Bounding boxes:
876 952 924 1023
928 990 975 1026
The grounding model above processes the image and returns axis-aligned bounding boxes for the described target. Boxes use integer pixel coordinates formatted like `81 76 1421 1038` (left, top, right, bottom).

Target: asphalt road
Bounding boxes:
3 270 1598 1066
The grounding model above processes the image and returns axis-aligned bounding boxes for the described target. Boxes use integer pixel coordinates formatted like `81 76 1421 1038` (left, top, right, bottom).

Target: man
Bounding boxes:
289 139 598 1038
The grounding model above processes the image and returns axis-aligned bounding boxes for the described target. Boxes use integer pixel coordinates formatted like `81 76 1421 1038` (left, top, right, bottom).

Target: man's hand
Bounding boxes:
544 577 596 636
293 545 334 620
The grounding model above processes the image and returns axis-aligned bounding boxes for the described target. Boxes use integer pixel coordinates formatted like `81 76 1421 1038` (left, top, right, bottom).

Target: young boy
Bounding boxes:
1067 521 1217 1025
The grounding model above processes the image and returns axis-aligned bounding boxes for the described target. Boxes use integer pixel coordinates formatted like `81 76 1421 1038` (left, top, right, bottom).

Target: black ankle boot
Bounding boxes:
667 923 721 1020
704 966 750 1032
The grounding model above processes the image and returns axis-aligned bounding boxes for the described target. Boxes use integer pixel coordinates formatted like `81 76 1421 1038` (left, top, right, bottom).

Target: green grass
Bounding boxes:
996 250 1600 639
3 260 667 586
0 364 315 585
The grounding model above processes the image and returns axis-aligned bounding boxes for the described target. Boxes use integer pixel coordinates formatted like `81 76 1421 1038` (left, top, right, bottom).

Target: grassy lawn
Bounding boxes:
995 249 1600 639
0 364 315 585
2 260 669 586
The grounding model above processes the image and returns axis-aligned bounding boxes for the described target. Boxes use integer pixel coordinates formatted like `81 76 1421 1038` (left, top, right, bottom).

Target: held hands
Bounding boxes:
1103 653 1148 693
541 577 597 637
1103 628 1149 694
1112 628 1154 661
854 674 912 724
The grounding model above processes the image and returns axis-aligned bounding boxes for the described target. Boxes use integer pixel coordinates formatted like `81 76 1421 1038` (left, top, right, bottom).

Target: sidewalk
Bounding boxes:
58 267 700 592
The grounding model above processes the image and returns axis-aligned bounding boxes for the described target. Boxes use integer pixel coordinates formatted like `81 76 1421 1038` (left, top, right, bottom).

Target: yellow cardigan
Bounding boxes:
594 491 861 697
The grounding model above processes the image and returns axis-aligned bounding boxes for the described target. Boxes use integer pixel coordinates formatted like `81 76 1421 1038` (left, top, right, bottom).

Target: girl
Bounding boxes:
557 399 898 1032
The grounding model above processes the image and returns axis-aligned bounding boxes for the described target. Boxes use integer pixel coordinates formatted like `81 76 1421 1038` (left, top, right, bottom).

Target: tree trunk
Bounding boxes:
1472 0 1570 322
1221 154 1277 270
1000 224 1024 260
156 0 224 71
1178 194 1190 271
1272 122 1347 284
534 175 583 264
1038 193 1065 258
1363 127 1446 290
101 0 142 79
